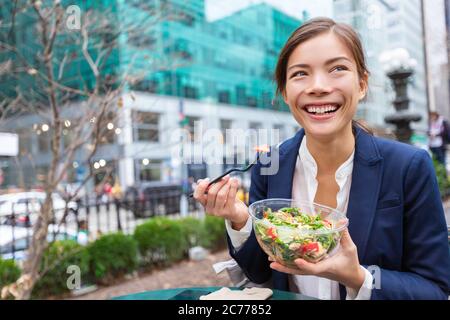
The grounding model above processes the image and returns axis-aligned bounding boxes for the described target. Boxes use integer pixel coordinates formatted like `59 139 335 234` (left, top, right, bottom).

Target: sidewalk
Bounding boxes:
70 249 233 300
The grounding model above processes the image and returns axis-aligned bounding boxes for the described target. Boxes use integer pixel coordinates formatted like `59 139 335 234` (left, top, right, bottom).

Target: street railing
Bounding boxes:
0 190 203 261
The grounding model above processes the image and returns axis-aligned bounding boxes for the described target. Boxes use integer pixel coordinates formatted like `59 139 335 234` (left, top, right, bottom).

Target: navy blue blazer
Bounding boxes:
227 127 450 300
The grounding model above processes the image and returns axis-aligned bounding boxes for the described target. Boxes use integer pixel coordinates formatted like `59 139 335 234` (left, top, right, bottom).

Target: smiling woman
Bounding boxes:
276 21 368 143
193 17 450 300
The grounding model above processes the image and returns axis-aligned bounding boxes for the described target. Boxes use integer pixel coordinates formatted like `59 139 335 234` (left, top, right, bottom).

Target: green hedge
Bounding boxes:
133 217 188 267
32 240 90 299
432 157 450 197
88 233 138 284
178 217 209 248
203 216 227 251
0 216 228 299
0 258 21 292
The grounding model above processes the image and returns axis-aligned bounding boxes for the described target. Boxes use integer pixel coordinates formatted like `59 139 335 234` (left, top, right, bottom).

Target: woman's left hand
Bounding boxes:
269 229 365 291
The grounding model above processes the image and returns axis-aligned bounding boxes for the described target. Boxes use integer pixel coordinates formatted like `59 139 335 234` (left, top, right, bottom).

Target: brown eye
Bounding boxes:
290 70 307 78
331 65 348 72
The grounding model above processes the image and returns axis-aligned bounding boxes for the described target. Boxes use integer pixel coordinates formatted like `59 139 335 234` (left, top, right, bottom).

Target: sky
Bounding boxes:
205 0 333 21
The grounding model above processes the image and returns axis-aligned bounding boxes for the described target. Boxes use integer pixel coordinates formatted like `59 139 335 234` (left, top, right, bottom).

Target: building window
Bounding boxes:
186 116 200 142
262 92 272 109
127 34 156 48
17 129 32 156
63 126 74 149
93 160 116 187
38 130 50 153
131 79 158 93
236 86 246 105
247 96 257 108
220 119 232 140
249 122 262 130
182 86 198 99
179 12 195 26
133 111 159 142
138 159 162 181
218 91 230 104
99 112 116 145
35 165 49 185
273 124 286 141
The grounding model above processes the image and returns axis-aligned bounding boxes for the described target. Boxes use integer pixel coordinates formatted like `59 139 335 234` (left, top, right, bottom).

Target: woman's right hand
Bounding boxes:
193 175 249 230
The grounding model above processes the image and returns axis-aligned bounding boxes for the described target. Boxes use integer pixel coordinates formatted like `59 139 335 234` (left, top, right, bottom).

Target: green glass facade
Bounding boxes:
1 0 304 110
117 0 304 111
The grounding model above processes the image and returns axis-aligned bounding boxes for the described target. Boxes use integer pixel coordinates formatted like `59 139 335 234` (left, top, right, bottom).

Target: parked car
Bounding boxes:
0 224 80 261
123 182 182 218
0 192 78 225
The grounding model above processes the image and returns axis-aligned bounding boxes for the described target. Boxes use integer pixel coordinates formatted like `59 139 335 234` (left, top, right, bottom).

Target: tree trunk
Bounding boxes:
14 195 53 300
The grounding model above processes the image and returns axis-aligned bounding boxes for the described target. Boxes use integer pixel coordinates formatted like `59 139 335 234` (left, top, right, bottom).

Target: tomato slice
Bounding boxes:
267 227 278 240
301 242 319 253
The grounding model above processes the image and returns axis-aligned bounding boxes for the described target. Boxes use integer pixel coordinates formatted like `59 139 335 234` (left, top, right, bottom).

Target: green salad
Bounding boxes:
254 207 340 265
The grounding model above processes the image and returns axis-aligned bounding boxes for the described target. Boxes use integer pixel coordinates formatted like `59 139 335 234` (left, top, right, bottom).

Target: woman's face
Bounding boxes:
283 32 367 140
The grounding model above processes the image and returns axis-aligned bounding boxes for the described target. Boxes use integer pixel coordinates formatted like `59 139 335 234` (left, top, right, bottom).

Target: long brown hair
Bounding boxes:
274 17 373 135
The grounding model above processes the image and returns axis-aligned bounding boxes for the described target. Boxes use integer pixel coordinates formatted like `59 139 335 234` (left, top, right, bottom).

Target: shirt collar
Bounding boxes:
298 135 355 180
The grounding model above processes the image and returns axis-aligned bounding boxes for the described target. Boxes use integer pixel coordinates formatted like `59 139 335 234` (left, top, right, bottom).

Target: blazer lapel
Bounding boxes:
341 128 383 300
346 128 383 262
267 130 304 199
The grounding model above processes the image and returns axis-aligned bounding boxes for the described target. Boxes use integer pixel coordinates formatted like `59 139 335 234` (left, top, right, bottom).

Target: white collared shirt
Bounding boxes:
225 136 373 300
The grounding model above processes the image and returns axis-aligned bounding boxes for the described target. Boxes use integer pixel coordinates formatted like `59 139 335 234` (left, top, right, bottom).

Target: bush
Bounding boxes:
32 240 89 299
88 233 138 284
133 217 188 267
203 216 226 251
0 258 21 292
432 157 450 197
178 217 209 249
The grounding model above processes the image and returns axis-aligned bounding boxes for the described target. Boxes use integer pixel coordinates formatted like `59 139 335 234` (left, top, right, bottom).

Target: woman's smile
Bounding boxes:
300 102 342 121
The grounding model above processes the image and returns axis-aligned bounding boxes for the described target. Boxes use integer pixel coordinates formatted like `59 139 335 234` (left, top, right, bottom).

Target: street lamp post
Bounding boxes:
379 48 422 143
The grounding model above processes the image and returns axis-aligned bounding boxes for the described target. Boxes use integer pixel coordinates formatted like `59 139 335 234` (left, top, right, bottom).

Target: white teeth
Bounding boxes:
305 104 338 114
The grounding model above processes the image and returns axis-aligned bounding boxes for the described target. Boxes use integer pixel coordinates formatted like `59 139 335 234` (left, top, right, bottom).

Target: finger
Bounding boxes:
193 178 209 206
205 175 230 212
339 228 355 250
207 175 230 195
215 181 231 210
224 178 239 209
268 256 275 262
293 258 326 275
269 262 303 275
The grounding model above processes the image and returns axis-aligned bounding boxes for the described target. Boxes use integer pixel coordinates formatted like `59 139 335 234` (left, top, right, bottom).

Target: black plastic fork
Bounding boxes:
188 154 260 198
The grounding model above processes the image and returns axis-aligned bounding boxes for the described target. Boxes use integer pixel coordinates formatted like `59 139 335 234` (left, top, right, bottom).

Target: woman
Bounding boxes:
428 111 448 167
193 18 450 300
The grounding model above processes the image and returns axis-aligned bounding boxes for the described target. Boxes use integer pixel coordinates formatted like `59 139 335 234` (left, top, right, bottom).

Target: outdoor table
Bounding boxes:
112 286 317 300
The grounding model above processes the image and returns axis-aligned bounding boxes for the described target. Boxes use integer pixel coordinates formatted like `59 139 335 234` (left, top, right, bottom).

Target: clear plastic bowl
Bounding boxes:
248 199 348 267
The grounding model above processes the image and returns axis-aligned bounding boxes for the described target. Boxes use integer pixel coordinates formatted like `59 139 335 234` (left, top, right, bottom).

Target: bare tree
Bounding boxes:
0 0 185 299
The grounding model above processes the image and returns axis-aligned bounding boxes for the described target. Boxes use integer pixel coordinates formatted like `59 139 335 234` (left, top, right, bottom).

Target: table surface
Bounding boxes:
112 286 317 300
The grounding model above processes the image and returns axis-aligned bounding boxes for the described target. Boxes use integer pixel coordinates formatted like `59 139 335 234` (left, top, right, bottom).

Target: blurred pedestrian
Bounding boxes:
428 111 449 166
77 219 89 245
111 177 123 200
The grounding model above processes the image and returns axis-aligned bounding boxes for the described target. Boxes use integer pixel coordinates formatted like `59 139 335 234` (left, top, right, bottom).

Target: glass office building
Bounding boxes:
1 0 304 188
333 0 393 127
334 0 429 131
123 1 303 111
